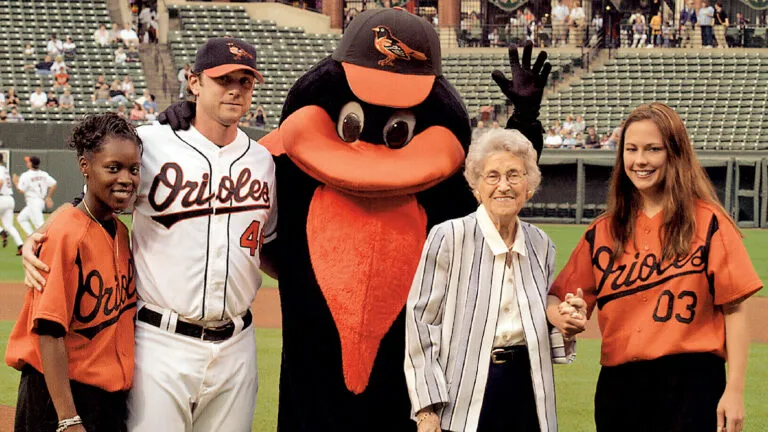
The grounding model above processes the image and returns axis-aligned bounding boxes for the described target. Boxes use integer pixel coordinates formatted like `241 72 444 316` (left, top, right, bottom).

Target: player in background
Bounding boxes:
547 103 761 432
0 153 24 254
13 155 57 238
5 113 142 432
21 37 275 431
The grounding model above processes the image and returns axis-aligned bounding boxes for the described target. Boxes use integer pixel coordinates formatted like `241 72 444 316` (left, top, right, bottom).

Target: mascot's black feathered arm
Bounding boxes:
491 41 551 161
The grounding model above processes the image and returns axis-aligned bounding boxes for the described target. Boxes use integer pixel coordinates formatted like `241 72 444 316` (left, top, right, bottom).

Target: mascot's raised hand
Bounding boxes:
491 40 551 159
158 101 196 130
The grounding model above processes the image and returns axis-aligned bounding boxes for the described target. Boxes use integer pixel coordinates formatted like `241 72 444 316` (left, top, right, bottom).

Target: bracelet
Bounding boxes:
416 411 436 426
56 415 82 432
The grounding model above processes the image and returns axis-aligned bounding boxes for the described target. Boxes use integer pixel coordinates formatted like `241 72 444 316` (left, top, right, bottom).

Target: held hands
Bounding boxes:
549 289 587 340
416 411 441 432
717 388 744 432
157 101 196 131
22 232 49 291
491 41 551 124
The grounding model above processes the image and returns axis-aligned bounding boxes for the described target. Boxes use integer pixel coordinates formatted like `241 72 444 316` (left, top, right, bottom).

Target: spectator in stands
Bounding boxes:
121 75 135 99
254 106 266 129
630 10 648 48
680 0 697 48
45 91 59 109
92 83 110 104
59 89 74 110
545 128 563 148
604 122 623 150
126 45 140 63
50 56 67 75
572 115 586 135
23 43 35 59
178 64 190 100
120 23 139 47
599 134 611 149
138 6 155 40
145 106 157 122
116 103 127 119
562 115 575 134
94 23 110 46
551 0 570 47
488 28 501 47
562 130 577 148
0 90 5 109
109 80 129 105
650 10 663 47
585 127 600 148
94 74 107 90
54 69 70 90
735 13 749 47
698 0 715 48
46 33 63 57
130 102 146 122
31 55 54 76
109 23 121 45
7 108 24 122
0 110 6 122
62 36 77 59
662 21 674 48
115 46 127 65
574 132 585 148
146 14 159 44
29 87 47 110
569 0 586 46
592 13 603 34
5 88 20 109
551 119 563 136
714 2 729 48
471 120 487 142
239 111 254 128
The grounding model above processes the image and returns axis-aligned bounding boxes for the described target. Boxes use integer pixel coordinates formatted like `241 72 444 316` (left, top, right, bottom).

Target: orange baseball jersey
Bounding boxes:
5 207 136 392
551 200 762 366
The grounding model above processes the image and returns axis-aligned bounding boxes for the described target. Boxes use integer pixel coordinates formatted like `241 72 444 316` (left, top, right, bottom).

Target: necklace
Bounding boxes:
81 199 120 275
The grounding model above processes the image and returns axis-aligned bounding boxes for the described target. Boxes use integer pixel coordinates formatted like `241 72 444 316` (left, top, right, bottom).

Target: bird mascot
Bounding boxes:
159 7 551 431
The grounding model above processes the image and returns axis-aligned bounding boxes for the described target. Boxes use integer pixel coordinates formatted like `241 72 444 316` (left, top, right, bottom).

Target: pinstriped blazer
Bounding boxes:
405 206 565 432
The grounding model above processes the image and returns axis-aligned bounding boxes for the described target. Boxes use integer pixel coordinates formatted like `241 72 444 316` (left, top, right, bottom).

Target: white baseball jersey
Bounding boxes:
16 169 57 202
133 123 277 322
0 165 12 196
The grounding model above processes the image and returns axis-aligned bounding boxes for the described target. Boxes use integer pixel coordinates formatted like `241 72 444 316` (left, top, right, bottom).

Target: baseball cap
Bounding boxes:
332 8 441 108
193 37 264 84
24 156 40 168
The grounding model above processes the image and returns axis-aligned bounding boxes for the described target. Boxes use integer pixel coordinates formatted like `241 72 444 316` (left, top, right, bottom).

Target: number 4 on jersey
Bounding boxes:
240 221 264 256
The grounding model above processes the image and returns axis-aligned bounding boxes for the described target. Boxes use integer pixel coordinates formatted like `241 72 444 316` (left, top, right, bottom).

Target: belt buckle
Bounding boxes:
491 348 507 365
201 321 234 342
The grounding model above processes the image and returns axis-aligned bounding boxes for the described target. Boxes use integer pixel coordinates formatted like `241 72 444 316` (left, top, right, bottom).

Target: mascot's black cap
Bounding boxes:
332 8 441 108
193 37 264 84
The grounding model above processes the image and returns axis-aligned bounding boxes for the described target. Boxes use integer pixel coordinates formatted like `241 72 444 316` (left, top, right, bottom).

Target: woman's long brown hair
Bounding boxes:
605 103 735 261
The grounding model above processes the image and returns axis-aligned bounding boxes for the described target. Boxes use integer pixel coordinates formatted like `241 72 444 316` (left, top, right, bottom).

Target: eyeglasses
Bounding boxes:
483 170 527 185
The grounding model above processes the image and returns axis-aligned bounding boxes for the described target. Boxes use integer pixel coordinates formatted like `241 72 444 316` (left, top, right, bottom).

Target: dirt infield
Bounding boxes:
0 283 766 431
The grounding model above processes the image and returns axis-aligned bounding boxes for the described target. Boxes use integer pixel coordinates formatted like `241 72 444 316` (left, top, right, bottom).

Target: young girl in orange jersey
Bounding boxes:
547 103 761 432
5 112 142 432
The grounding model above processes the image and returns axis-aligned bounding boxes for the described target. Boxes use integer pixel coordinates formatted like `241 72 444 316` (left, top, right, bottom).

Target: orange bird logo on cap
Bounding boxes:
372 25 427 67
227 42 253 60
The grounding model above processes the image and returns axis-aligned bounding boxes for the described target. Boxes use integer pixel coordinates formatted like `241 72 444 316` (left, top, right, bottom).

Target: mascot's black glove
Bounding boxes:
491 41 550 160
157 101 196 131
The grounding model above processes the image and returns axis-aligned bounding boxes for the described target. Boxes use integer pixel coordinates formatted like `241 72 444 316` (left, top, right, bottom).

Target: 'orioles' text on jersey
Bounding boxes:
551 201 762 366
5 207 136 392
17 169 56 202
133 123 277 321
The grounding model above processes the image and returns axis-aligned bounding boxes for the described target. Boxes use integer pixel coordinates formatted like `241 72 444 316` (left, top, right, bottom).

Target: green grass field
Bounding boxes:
0 223 766 430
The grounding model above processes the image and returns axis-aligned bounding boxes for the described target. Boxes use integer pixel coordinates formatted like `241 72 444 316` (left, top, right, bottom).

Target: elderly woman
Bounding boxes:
405 128 586 432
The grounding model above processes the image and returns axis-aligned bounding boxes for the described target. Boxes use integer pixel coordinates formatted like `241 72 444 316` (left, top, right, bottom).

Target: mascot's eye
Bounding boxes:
337 102 364 143
383 110 416 149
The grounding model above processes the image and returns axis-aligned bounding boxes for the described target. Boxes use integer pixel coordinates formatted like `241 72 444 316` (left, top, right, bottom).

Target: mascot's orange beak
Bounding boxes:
267 105 464 198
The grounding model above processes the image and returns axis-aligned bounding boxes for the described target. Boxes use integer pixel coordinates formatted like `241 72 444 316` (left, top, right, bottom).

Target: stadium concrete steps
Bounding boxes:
544 49 610 101
138 44 178 111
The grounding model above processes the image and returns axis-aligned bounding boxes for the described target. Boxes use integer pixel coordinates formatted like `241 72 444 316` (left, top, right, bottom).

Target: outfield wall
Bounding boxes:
1 130 765 227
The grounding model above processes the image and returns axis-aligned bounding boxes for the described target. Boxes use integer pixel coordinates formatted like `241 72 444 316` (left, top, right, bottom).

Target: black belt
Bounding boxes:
490 345 527 365
137 307 252 342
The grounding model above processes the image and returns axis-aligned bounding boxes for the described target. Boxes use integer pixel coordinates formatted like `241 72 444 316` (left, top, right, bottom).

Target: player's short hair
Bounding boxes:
69 112 143 157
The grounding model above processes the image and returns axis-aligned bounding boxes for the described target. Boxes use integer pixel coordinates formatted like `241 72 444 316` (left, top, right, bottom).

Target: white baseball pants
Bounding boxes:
127 318 258 431
0 196 23 246
17 198 45 236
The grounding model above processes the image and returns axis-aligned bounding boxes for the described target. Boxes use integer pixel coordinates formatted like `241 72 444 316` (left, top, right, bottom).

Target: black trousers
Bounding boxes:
15 365 128 432
595 353 725 432
477 347 540 432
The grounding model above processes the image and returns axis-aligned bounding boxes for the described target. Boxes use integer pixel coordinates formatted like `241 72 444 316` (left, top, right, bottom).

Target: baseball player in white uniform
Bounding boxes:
19 37 274 431
127 37 275 431
14 156 56 236
0 153 24 252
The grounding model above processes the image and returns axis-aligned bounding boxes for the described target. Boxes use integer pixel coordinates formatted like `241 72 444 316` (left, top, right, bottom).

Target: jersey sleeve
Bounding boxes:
550 229 599 317
31 217 82 332
708 213 763 305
